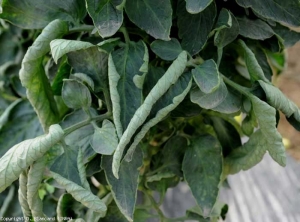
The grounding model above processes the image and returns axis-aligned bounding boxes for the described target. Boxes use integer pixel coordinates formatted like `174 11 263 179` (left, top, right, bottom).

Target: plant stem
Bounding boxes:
222 75 250 96
69 25 95 33
143 190 166 221
119 27 130 44
64 113 111 136
103 87 112 114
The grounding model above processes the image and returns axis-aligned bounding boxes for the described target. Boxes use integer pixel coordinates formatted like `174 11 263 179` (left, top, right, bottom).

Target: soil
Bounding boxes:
277 42 300 161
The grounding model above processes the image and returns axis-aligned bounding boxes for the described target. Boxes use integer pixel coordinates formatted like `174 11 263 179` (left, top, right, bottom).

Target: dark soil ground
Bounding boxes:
277 43 300 161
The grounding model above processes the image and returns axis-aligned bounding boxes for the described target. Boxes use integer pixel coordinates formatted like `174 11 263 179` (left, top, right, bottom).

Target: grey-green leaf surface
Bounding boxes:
236 0 300 27
77 148 90 191
18 172 31 217
177 0 216 55
51 172 107 216
124 73 192 161
211 90 242 114
273 23 300 47
237 17 274 40
109 41 148 138
225 96 286 174
214 8 232 31
0 0 86 29
258 80 300 130
91 120 118 155
192 59 220 94
67 46 108 92
183 135 223 217
62 79 92 109
0 124 64 192
71 73 95 91
112 51 187 178
191 80 228 109
125 0 172 40
50 40 94 63
50 147 81 185
102 147 143 222
86 0 123 38
19 20 68 132
150 38 182 61
185 0 213 14
238 40 270 83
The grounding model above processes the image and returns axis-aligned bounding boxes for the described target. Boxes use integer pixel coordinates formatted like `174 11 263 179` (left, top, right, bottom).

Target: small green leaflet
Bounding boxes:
19 20 68 132
214 8 232 31
91 120 118 155
112 51 187 178
0 0 86 29
150 38 183 61
236 0 300 27
102 148 143 222
192 59 220 94
185 0 213 14
86 0 123 38
183 135 223 217
191 80 228 109
125 0 172 40
62 79 92 109
0 124 64 192
50 40 94 63
51 172 107 216
177 0 216 55
237 17 274 40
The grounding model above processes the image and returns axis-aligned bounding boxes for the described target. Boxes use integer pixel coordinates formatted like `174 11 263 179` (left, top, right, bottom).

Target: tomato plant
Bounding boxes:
1 0 300 221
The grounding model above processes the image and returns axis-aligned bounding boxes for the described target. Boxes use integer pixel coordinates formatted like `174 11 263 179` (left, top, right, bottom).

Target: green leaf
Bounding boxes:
50 40 94 64
225 96 286 174
177 0 216 55
102 147 143 222
62 79 92 109
112 51 187 178
56 193 78 218
67 46 109 92
191 79 228 109
250 46 273 81
214 8 232 31
124 72 192 161
183 135 223 217
211 89 242 114
101 201 128 222
0 0 86 29
0 124 64 192
192 59 220 94
19 20 69 132
50 146 81 185
125 0 172 40
185 0 213 14
71 73 95 91
108 41 148 138
238 39 270 83
133 209 153 222
51 59 71 96
91 120 118 155
86 0 123 38
51 172 107 216
237 17 274 40
18 172 31 218
273 23 300 47
258 80 300 131
236 0 300 27
150 38 182 61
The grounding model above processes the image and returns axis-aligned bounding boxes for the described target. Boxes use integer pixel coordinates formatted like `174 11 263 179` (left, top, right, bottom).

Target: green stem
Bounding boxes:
119 27 130 44
222 75 250 96
143 190 166 221
69 25 95 33
103 87 112 114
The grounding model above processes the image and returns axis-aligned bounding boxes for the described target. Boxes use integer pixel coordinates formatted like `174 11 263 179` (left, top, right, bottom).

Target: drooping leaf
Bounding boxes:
0 124 64 192
185 0 213 14
250 46 273 81
91 120 118 155
77 148 90 190
18 171 31 218
56 193 78 218
150 38 182 61
237 17 274 40
235 0 300 27
67 46 109 92
0 0 86 29
143 65 165 97
192 59 220 94
108 40 148 138
258 80 300 131
125 0 172 40
238 39 270 83
50 146 81 185
71 73 95 91
177 0 216 55
62 79 92 109
86 0 123 38
19 20 69 132
191 79 228 109
112 51 187 178
124 73 192 161
102 147 143 222
211 89 242 114
183 135 223 217
273 23 300 47
50 40 94 64
51 172 107 216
